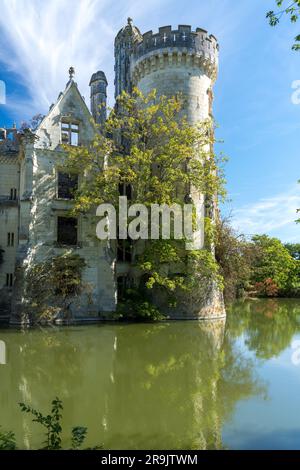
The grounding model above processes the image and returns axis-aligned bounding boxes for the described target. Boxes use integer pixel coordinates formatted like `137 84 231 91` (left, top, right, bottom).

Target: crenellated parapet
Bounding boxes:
131 25 219 83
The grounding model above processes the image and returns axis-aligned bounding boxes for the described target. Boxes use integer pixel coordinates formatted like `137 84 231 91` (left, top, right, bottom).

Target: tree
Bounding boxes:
62 89 225 316
284 242 300 259
251 235 300 296
215 218 260 301
266 0 300 50
0 247 4 266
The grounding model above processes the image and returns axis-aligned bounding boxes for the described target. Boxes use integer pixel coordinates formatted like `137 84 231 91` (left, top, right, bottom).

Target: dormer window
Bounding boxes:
61 120 79 146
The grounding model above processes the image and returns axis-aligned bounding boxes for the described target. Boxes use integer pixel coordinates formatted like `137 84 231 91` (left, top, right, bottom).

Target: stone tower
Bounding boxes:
89 70 108 125
114 18 142 98
114 22 224 320
130 25 218 122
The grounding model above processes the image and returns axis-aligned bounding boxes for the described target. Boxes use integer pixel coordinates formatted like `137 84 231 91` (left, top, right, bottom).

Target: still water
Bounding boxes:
0 298 300 450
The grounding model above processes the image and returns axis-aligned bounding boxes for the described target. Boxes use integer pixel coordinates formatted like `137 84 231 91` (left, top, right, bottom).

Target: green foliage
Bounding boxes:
215 218 260 301
19 397 63 449
63 88 225 210
185 249 224 291
0 427 16 450
250 235 300 296
284 242 300 259
18 398 95 450
138 240 185 293
61 89 226 317
215 222 300 300
71 426 88 449
117 288 166 321
25 253 87 323
266 1 300 50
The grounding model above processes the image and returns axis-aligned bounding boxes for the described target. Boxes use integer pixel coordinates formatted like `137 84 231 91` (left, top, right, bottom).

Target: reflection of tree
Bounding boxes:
0 318 266 450
105 320 265 450
227 299 300 359
1 326 117 449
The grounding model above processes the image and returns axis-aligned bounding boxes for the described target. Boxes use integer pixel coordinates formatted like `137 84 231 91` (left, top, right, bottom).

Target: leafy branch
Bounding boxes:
266 1 300 50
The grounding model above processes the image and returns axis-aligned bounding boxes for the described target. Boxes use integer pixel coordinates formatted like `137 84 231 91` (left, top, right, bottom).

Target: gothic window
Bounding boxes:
7 232 14 247
61 121 79 146
5 273 13 287
57 216 78 246
10 188 17 200
57 172 78 199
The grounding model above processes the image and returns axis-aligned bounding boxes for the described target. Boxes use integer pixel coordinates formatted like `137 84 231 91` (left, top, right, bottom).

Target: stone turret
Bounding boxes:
89 71 108 125
114 18 142 98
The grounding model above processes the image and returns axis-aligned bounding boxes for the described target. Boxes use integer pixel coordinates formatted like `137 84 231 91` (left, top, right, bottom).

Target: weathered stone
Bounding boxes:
0 20 225 323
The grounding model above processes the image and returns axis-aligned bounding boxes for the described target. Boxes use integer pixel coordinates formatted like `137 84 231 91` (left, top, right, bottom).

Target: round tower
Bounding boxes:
130 25 224 320
89 71 108 125
130 25 219 124
114 18 142 98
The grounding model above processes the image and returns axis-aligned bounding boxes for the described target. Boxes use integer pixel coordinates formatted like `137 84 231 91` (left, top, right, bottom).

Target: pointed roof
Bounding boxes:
36 69 93 133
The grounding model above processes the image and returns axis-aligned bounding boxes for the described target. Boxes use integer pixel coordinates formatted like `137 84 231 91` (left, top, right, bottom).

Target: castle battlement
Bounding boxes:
133 25 218 61
130 25 219 84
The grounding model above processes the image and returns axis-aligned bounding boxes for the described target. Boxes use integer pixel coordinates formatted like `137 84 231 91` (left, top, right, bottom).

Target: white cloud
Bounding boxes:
231 185 300 242
0 0 165 121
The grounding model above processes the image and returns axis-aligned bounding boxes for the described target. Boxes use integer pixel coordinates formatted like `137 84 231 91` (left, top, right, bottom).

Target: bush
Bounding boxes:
0 397 103 450
117 288 166 321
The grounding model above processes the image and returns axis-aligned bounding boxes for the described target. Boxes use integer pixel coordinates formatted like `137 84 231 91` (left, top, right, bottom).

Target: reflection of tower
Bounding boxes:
104 320 226 450
114 18 142 98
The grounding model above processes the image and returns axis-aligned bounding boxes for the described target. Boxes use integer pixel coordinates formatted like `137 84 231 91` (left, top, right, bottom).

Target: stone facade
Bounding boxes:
0 129 19 315
0 20 225 323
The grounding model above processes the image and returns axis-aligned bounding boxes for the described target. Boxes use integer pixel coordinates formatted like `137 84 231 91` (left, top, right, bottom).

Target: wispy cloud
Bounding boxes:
231 184 300 242
0 0 166 120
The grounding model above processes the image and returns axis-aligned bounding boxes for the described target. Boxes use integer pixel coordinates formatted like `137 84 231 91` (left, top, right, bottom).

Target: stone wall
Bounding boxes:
130 24 225 320
11 81 116 324
0 152 19 313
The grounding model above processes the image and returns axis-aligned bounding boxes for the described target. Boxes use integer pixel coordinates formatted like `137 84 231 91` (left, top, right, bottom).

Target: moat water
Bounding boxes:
0 298 300 450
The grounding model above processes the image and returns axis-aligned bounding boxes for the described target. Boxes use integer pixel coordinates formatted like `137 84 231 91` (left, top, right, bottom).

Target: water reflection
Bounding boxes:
228 299 300 359
0 313 270 450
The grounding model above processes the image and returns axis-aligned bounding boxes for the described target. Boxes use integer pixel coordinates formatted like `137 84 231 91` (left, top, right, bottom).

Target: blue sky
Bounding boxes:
0 0 299 242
